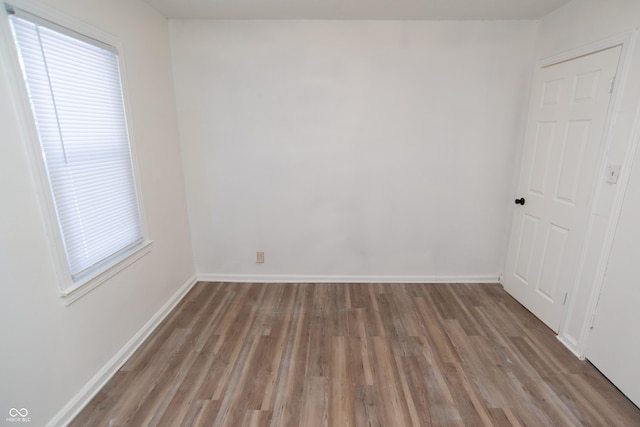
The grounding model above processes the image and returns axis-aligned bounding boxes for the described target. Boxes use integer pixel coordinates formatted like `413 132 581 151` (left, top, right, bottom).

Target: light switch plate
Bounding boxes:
606 164 621 184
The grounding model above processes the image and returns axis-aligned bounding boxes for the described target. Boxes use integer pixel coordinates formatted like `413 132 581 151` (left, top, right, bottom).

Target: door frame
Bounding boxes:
526 30 638 358
577 68 640 356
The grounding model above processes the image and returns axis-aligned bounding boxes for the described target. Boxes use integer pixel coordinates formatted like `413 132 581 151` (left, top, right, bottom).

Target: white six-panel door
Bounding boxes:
503 46 621 332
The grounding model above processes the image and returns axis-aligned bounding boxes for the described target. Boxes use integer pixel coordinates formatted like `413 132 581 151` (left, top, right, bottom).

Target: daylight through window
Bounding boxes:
8 7 144 283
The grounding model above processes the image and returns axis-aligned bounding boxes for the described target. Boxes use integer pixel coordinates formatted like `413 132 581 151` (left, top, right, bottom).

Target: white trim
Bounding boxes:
4 0 120 47
579 101 640 356
576 33 640 356
9 6 117 53
61 241 153 305
1 0 151 303
554 29 638 356
0 3 71 293
538 31 632 68
557 335 585 360
198 274 499 284
46 275 198 427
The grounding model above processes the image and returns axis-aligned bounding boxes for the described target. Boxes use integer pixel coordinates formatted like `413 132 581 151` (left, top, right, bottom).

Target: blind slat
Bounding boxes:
9 13 143 280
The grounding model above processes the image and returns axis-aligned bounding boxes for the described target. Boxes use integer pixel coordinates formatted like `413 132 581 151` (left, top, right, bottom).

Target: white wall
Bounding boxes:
533 0 640 355
170 20 537 281
0 0 194 425
8 1 639 422
585 129 640 406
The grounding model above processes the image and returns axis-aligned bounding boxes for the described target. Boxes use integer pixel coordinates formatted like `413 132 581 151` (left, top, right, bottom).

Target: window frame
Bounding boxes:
1 1 152 305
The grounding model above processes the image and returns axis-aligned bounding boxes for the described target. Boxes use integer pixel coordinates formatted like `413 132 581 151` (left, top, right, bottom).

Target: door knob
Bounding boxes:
515 198 525 205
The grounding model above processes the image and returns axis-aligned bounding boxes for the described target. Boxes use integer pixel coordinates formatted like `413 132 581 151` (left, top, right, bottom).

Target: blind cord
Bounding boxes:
36 25 69 164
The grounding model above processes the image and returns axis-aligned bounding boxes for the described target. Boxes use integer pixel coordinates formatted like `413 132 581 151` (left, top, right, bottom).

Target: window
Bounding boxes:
6 5 147 300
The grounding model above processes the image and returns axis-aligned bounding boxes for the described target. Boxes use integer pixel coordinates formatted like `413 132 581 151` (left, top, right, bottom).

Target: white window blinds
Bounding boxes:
9 9 143 282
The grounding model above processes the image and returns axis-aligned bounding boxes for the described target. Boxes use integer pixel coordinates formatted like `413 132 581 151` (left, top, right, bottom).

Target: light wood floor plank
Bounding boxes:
70 282 640 426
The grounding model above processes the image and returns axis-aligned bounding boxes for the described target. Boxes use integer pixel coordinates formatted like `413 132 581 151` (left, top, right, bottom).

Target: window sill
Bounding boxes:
60 240 153 305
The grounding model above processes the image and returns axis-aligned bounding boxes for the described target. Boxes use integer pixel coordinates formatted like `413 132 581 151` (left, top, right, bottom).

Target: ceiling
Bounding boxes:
142 0 573 20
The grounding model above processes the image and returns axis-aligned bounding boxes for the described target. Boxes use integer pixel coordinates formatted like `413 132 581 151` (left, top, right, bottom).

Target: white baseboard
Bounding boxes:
198 273 499 284
557 334 585 360
48 275 198 427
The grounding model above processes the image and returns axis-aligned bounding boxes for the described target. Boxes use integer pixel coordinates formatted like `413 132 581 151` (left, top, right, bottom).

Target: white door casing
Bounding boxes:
503 46 622 332
584 129 640 407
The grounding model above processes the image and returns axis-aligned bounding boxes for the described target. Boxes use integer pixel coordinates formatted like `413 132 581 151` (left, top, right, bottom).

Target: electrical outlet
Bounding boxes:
256 252 264 263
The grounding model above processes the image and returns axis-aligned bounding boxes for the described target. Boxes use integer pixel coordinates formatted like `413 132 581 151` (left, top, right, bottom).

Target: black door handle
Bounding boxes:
515 198 525 205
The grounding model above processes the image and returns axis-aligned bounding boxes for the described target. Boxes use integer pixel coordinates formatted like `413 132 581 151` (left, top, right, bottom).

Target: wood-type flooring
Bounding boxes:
71 282 640 426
